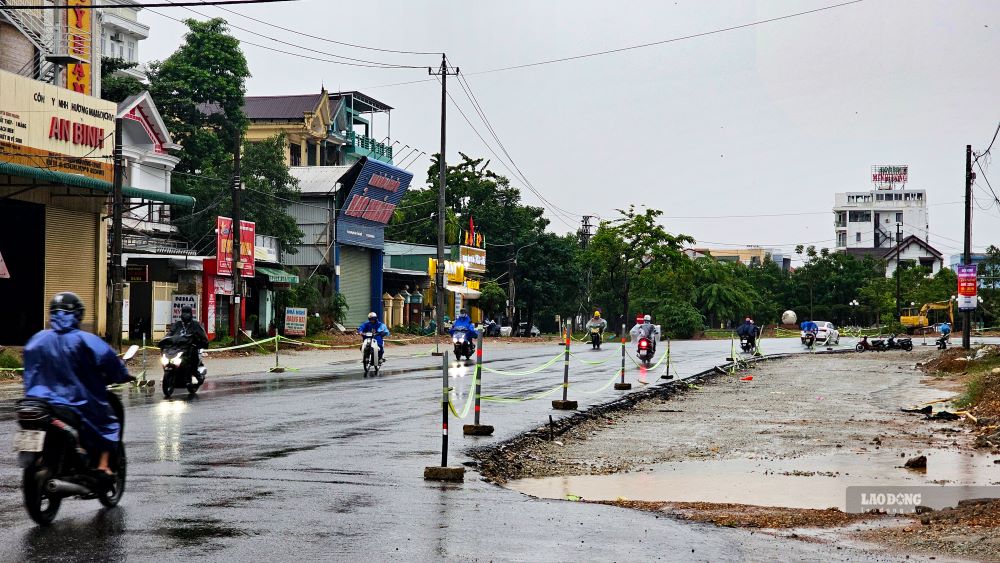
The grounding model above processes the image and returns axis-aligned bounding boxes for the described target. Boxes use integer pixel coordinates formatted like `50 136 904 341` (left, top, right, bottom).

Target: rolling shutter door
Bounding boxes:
45 208 98 332
340 246 371 327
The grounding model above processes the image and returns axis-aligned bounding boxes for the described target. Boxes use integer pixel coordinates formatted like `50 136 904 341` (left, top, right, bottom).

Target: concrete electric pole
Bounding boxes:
429 55 459 342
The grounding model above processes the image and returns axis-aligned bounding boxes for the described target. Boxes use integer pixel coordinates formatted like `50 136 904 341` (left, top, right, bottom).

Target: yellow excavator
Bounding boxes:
900 301 954 333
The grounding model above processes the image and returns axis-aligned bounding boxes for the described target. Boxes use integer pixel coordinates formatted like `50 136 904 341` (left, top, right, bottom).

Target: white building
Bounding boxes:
833 187 929 250
97 0 149 80
834 168 942 277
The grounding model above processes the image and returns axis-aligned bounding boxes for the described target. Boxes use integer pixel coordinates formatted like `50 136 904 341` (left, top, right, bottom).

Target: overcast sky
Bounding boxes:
139 0 1000 261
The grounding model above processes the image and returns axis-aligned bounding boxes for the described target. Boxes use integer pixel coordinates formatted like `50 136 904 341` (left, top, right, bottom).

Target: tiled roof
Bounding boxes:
245 93 325 120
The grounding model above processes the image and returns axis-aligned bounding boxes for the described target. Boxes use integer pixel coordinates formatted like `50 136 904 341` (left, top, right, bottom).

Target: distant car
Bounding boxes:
813 321 840 345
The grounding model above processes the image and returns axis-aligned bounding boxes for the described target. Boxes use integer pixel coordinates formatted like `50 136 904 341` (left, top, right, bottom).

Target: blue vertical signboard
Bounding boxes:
337 159 414 249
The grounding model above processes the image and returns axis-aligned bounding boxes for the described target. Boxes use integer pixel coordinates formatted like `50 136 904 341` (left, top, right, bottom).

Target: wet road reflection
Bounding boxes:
154 400 189 462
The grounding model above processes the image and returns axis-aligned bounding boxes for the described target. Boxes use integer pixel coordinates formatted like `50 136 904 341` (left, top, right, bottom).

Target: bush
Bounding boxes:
955 374 986 409
0 349 22 370
653 299 704 339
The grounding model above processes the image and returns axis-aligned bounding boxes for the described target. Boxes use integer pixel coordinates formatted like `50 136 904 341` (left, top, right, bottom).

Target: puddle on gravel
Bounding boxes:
507 449 1000 510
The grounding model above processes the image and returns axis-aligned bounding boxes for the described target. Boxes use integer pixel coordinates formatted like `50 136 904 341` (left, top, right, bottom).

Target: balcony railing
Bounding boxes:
834 220 846 228
346 131 393 162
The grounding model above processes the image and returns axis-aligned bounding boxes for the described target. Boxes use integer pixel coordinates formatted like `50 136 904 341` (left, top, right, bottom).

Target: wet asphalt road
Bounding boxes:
0 336 993 562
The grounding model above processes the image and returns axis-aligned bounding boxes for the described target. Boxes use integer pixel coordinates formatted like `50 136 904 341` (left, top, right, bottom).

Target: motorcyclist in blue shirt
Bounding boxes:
800 320 819 335
449 309 479 340
939 322 951 339
357 312 390 364
22 292 134 478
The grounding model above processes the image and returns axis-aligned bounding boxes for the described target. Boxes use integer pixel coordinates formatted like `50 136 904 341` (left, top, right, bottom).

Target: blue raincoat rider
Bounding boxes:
358 312 390 364
800 320 819 334
449 309 479 340
23 292 133 475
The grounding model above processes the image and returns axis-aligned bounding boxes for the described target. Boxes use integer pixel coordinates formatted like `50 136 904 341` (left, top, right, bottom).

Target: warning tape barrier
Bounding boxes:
481 352 565 376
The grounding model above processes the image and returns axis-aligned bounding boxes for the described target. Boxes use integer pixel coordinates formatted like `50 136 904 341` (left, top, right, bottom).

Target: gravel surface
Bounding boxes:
480 349 1000 560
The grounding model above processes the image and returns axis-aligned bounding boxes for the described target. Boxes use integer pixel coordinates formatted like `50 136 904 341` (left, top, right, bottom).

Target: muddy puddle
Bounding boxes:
508 449 1000 510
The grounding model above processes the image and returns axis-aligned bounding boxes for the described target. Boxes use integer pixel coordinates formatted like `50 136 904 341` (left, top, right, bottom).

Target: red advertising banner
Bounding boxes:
217 216 256 278
956 264 977 311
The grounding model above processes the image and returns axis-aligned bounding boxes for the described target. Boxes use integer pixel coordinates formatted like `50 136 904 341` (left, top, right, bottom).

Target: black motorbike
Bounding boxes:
15 345 138 526
802 331 816 348
589 326 603 350
886 334 913 352
870 337 888 352
936 334 950 350
452 328 475 361
739 336 754 353
158 335 206 399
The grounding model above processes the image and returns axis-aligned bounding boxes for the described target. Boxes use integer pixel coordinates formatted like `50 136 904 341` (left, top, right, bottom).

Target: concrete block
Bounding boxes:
551 400 578 410
614 383 632 390
423 466 465 481
463 424 495 436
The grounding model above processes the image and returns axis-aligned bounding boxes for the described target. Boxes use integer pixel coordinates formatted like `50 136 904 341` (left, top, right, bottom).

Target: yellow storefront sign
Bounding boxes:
428 258 465 283
66 0 93 96
0 69 115 181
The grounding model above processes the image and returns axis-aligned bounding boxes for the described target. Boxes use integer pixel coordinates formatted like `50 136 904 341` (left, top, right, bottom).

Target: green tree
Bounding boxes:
99 57 145 103
692 258 759 328
148 18 249 178
586 206 692 327
477 279 507 319
653 298 704 339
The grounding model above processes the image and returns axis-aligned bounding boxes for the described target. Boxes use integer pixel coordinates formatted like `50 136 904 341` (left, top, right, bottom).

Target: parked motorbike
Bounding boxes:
886 334 914 352
871 337 888 352
856 335 873 352
637 336 655 366
158 335 207 398
15 345 138 526
589 326 602 350
453 328 475 361
360 332 380 377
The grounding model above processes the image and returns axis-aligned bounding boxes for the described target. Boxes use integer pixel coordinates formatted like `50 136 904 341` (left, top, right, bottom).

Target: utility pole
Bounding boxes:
963 144 974 349
579 215 594 316
108 118 124 349
507 259 514 328
231 132 243 344
895 221 902 319
429 54 459 339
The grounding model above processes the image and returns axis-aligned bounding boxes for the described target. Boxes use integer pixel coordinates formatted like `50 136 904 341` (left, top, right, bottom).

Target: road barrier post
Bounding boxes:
140 333 147 386
270 336 285 373
464 333 494 436
425 351 465 481
661 337 673 380
615 323 631 390
552 321 577 410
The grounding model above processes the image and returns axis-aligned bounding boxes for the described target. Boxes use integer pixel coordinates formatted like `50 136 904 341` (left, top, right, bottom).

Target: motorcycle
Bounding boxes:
886 334 913 352
158 335 207 399
739 336 755 354
637 336 655 366
856 335 873 352
589 326 602 350
15 345 138 526
452 328 475 361
871 337 888 352
361 332 380 377
936 334 950 350
801 331 816 348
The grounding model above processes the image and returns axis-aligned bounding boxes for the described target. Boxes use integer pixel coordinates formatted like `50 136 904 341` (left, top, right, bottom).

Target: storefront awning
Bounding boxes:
446 283 481 299
0 161 196 207
257 266 299 285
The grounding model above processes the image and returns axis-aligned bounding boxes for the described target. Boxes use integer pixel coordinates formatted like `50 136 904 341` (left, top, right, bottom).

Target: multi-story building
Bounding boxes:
684 247 790 270
244 89 396 168
834 167 942 277
96 0 148 81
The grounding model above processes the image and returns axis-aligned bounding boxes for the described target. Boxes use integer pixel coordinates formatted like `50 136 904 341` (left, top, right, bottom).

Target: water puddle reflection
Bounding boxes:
508 449 1000 510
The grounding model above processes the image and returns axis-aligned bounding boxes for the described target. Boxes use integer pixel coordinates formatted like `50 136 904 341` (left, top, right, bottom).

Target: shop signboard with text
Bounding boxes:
216 216 255 278
957 265 977 311
66 0 94 96
0 69 115 181
336 158 413 249
284 307 307 337
171 295 199 324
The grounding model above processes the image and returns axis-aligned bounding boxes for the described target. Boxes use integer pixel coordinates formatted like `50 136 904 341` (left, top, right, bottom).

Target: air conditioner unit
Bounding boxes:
110 33 123 42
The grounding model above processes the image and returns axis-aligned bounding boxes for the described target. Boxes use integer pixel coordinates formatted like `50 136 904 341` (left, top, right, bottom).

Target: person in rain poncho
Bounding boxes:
23 292 133 476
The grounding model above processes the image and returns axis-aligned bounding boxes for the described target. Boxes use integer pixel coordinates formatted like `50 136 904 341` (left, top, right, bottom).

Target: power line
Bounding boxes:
975 160 1000 208
0 0 296 8
453 69 582 222
973 121 1000 164
199 0 439 56
469 0 865 76
156 0 423 68
146 9 421 69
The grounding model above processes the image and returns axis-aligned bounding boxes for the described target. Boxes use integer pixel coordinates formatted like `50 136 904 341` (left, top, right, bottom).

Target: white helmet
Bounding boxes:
643 315 651 322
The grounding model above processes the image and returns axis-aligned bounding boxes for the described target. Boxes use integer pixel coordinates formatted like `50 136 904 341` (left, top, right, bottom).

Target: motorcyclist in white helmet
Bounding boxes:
629 314 660 354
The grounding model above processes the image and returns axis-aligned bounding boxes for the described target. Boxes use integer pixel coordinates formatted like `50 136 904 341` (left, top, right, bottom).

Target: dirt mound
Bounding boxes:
921 347 974 373
601 500 879 529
